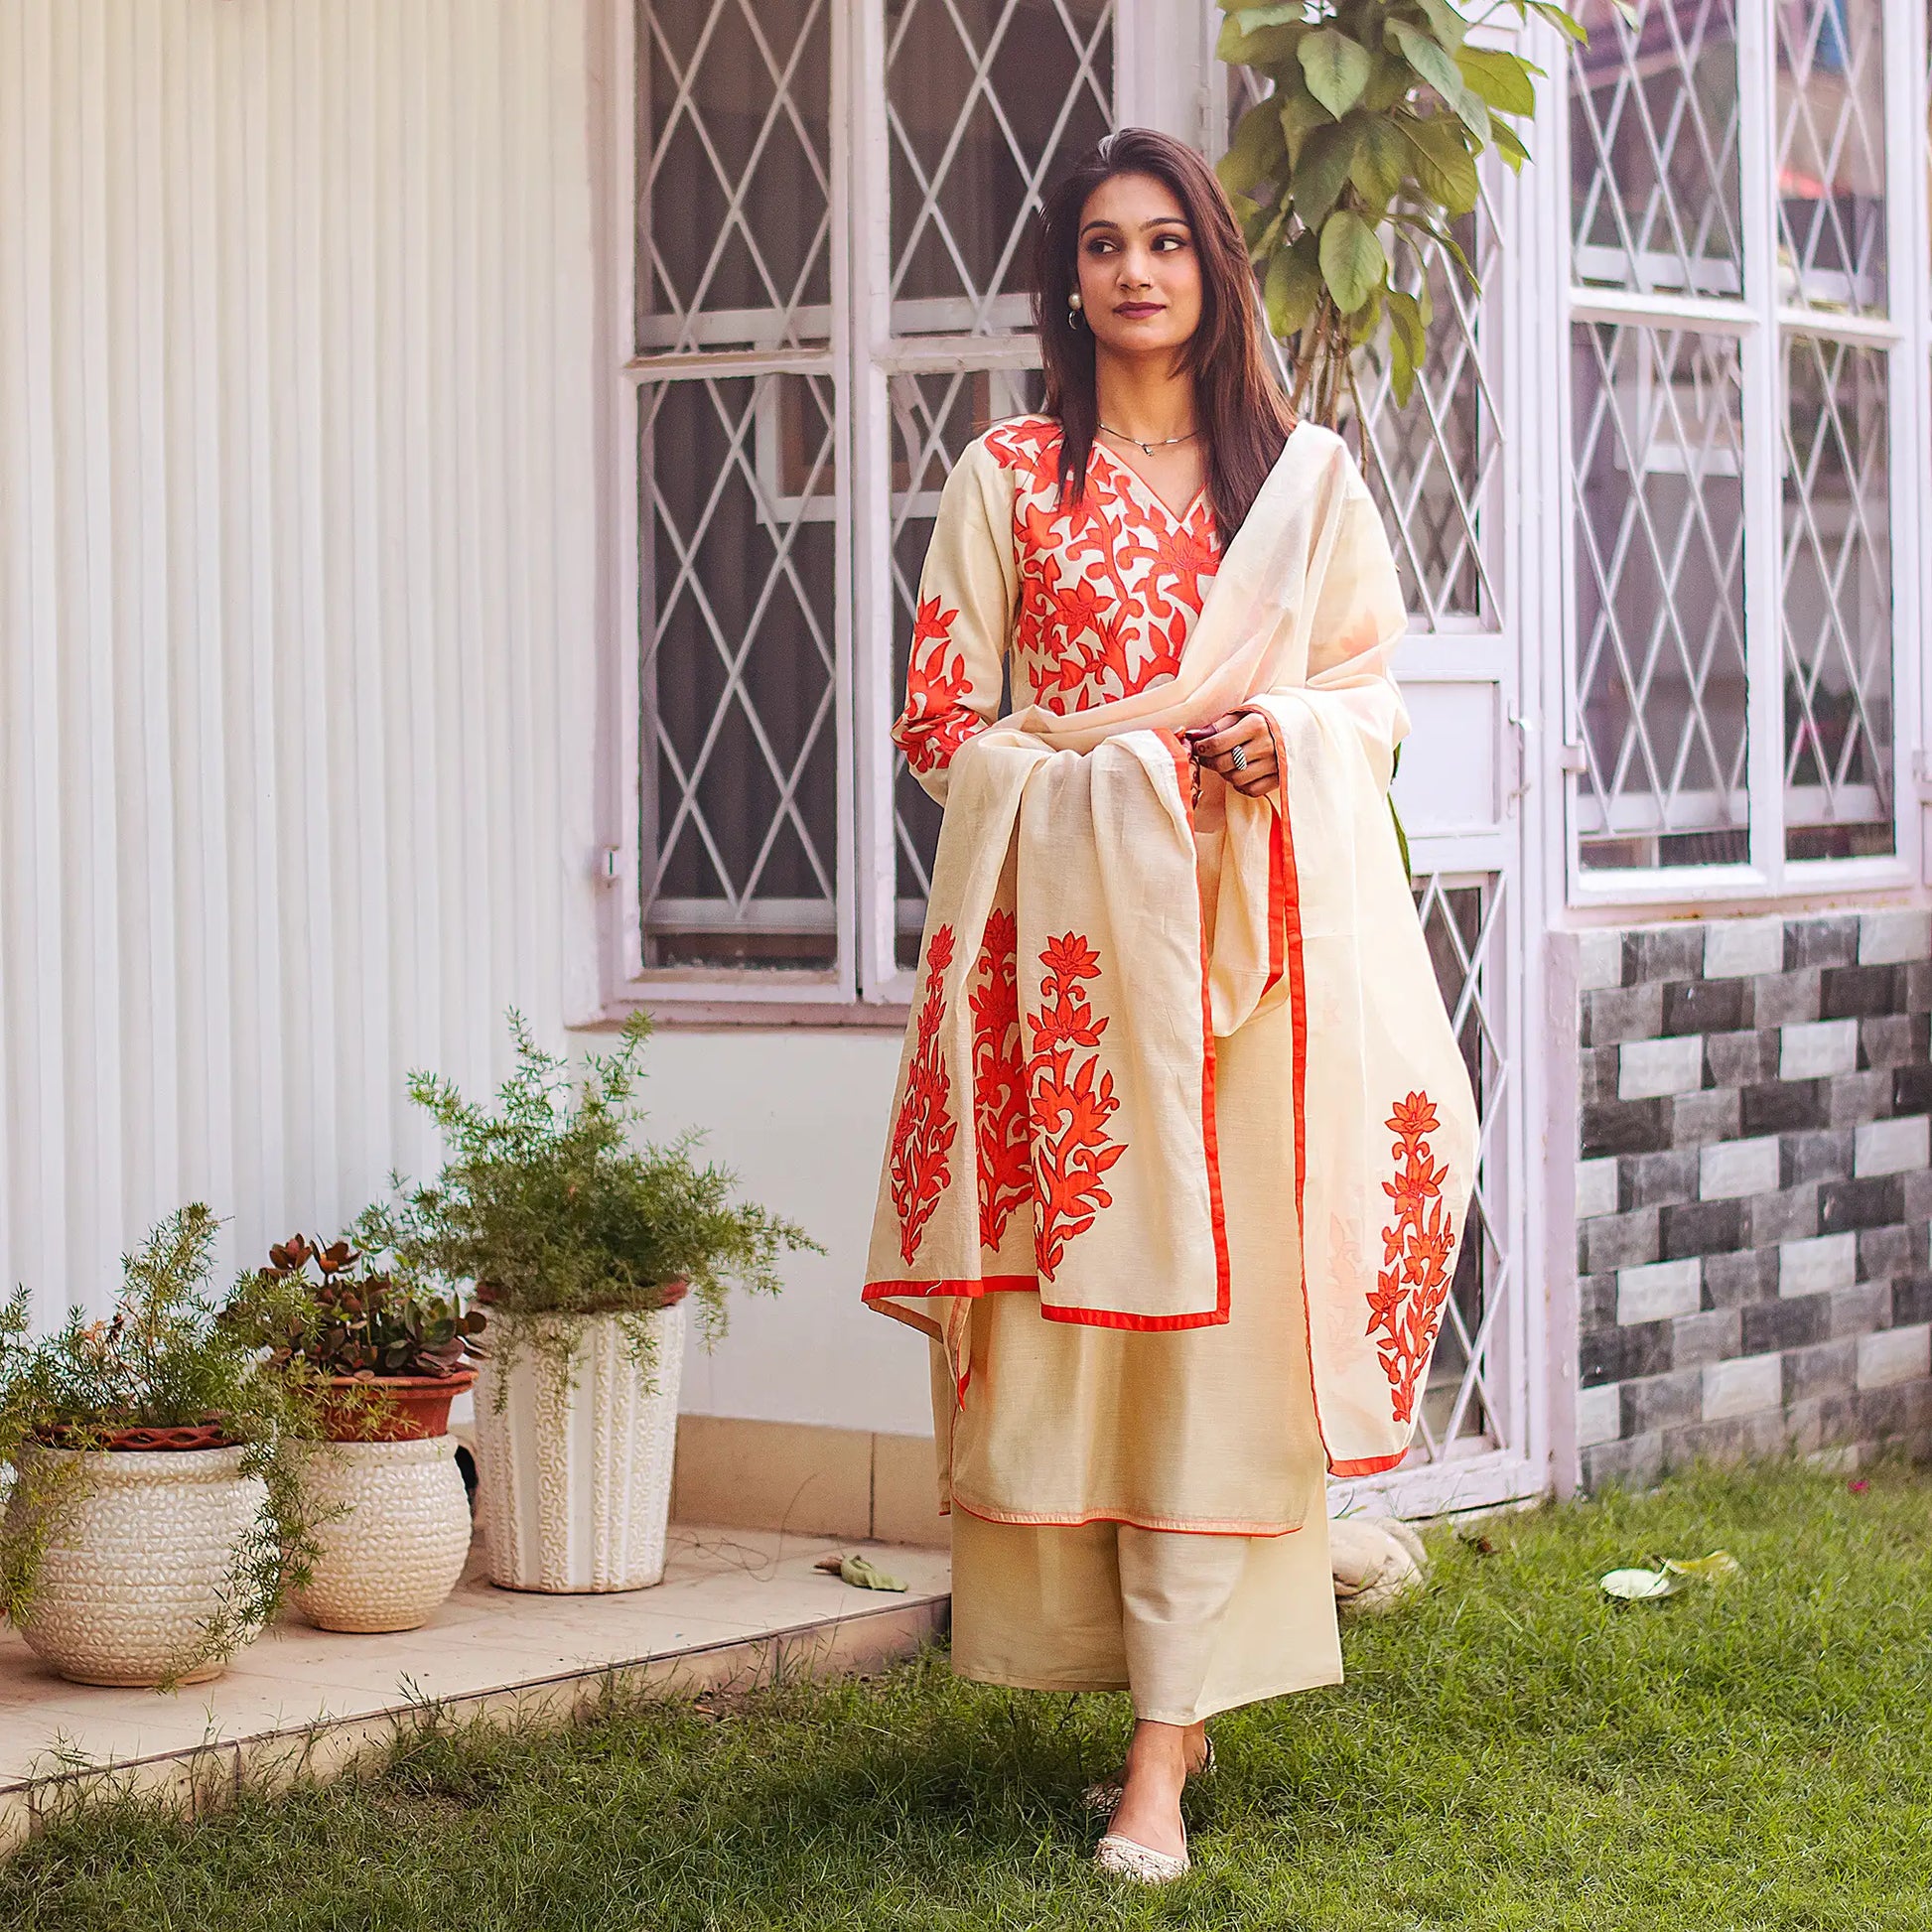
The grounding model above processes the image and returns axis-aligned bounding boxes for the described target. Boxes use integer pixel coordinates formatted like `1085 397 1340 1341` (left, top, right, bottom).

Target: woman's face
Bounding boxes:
1072 172 1202 360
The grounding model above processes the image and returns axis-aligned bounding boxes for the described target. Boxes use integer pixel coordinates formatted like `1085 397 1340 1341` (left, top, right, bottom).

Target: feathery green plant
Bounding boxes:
361 1011 820 1391
0 1205 322 1684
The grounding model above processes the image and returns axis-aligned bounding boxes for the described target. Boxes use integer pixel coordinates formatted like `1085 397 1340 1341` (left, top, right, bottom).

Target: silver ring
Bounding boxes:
1229 743 1249 771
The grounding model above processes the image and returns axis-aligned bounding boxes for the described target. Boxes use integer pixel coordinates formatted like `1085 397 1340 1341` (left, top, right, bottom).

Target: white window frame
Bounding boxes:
1559 0 1929 911
597 0 1225 1016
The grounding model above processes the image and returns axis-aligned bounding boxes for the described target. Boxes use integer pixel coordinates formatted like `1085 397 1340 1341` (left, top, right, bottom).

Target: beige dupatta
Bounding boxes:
864 424 1478 1477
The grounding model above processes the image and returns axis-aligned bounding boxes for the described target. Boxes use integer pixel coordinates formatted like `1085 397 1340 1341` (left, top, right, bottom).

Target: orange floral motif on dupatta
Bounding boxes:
984 419 1219 715
1366 1090 1458 1424
889 925 957 1265
970 910 1031 1251
1026 930 1127 1280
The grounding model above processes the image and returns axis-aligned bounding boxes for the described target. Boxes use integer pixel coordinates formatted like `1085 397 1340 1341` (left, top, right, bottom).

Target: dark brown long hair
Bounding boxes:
1032 128 1294 540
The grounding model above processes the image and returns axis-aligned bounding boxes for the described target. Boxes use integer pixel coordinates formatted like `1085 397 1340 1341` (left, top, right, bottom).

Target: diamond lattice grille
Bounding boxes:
1355 207 1503 627
1569 0 1741 297
1781 335 1893 857
640 373 841 967
638 0 833 350
887 0 1113 335
1775 0 1886 317
1406 876 1512 1461
1573 323 1749 868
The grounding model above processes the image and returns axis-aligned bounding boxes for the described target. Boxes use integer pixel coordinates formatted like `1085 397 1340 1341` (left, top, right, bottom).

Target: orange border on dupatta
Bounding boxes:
859 736 1231 1332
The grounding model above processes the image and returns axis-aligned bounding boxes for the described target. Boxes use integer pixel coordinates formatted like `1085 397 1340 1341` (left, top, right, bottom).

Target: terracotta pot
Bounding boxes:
290 1436 474 1632
7 1444 269 1687
37 1421 235 1452
317 1368 478 1444
471 1300 686 1593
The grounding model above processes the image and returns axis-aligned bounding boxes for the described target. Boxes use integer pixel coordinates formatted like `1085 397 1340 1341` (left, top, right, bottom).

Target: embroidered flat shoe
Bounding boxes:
1094 1833 1189 1884
1080 1736 1215 1820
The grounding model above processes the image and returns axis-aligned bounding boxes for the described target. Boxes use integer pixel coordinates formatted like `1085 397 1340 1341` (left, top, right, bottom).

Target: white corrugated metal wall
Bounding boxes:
0 0 604 1323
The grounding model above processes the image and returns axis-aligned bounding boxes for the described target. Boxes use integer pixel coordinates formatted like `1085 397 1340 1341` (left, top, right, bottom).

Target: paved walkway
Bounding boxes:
0 1526 949 1851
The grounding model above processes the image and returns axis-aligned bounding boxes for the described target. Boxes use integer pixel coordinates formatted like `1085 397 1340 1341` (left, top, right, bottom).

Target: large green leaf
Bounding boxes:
1233 1 1308 26
1454 44 1537 115
1412 0 1470 51
1318 208 1386 316
1299 27 1373 118
1490 115 1530 171
1291 117 1360 227
1218 98 1288 198
1388 19 1491 143
1396 112 1480 215
1386 284 1429 367
1348 115 1411 211
1264 234 1325 338
1218 15 1307 68
1279 85 1336 166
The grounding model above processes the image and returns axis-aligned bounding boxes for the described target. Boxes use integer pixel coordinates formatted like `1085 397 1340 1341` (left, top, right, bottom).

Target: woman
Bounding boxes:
863 129 1477 1884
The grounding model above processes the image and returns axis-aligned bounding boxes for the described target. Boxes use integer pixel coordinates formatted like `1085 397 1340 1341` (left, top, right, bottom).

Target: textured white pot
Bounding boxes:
472 1301 686 1592
7 1445 269 1687
290 1436 474 1633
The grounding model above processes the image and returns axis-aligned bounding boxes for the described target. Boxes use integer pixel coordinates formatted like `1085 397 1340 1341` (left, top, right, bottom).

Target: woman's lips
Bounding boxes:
1116 303 1164 318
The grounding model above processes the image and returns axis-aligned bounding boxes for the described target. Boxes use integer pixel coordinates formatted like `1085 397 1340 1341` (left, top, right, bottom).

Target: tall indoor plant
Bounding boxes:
223 1236 485 1633
366 1012 819 1592
0 1206 317 1689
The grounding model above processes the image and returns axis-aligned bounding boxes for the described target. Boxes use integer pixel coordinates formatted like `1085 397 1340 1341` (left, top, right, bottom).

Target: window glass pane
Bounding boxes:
1782 336 1894 859
1775 0 1886 318
1572 324 1749 871
637 0 833 351
639 374 840 968
887 0 1113 337
889 369 1044 965
1356 210 1501 627
1571 0 1742 299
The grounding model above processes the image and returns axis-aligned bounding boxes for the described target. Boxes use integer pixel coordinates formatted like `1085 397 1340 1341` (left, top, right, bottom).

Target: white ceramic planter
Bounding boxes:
7 1445 269 1687
471 1301 686 1592
290 1436 474 1633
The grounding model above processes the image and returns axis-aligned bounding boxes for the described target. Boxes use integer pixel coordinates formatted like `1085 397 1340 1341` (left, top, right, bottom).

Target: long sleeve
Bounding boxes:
892 436 1019 805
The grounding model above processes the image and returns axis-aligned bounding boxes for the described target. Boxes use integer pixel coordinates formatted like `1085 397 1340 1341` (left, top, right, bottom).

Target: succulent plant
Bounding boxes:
226 1233 485 1381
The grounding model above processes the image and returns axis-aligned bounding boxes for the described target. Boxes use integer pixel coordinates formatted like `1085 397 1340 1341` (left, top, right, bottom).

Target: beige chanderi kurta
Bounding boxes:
864 416 1478 1725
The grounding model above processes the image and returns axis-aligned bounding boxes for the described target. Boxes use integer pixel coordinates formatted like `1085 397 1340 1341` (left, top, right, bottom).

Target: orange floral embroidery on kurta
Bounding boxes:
1027 930 1126 1280
987 421 1220 713
898 595 978 775
1365 1090 1456 1424
890 925 957 1265
970 909 1031 1251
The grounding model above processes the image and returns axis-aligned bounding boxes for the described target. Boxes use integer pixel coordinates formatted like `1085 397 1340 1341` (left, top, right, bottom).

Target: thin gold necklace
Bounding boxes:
1098 421 1199 457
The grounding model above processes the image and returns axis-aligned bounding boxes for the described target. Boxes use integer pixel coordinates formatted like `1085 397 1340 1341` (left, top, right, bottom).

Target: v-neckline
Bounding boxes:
1090 437 1209 532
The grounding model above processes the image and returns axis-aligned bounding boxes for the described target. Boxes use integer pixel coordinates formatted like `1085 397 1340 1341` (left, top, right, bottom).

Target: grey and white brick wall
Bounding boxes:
1575 908 1932 1489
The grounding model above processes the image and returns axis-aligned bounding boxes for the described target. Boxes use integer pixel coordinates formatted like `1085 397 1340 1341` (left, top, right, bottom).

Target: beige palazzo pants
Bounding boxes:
939 834 1343 1723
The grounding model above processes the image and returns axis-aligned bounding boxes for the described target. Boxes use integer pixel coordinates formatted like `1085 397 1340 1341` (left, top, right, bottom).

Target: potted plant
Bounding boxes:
364 1011 819 1593
0 1206 316 1689
222 1235 485 1634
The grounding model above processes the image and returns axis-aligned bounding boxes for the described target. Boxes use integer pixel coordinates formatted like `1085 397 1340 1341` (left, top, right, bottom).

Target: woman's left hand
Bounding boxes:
1183 711 1279 798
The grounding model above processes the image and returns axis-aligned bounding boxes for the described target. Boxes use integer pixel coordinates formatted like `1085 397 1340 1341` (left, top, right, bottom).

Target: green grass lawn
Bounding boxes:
6 1458 1930 1931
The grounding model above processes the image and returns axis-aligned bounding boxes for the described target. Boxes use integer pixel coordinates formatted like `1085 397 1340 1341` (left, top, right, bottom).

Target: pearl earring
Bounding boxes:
1067 291 1082 329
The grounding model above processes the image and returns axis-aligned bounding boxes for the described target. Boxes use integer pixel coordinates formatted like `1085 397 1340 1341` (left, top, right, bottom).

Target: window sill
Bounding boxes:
581 999 911 1033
